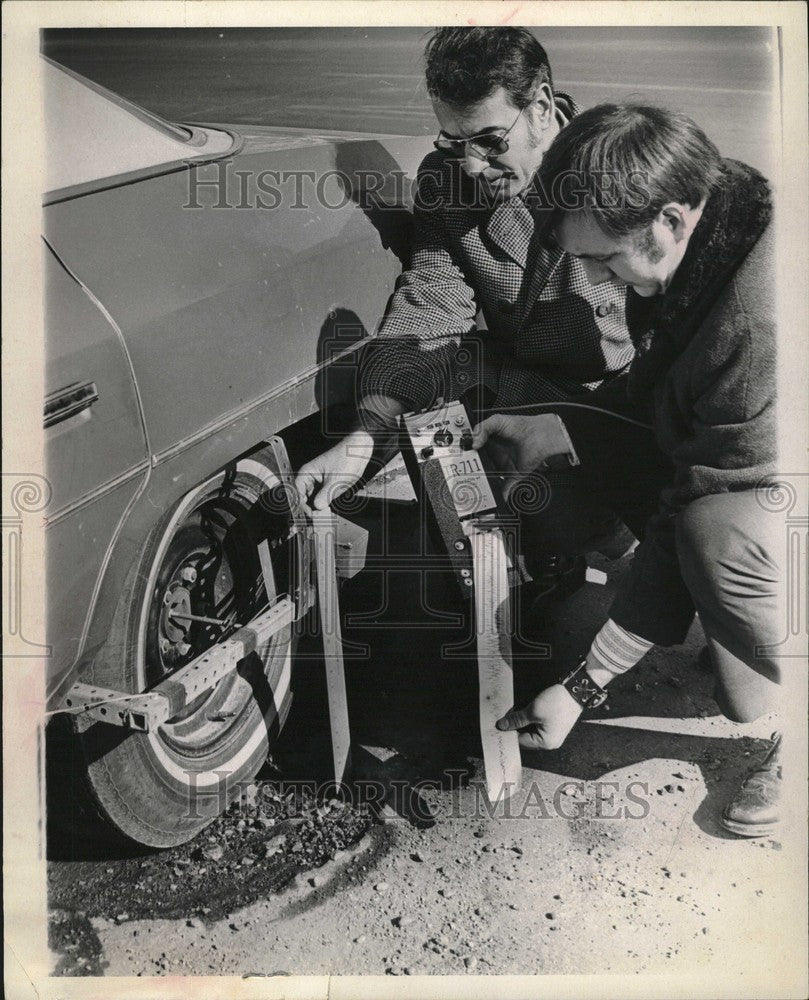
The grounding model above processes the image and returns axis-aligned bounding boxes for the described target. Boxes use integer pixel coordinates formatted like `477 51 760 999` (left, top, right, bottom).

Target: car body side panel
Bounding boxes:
43 245 150 691
46 478 145 702
43 129 431 703
44 244 149 512
44 134 431 460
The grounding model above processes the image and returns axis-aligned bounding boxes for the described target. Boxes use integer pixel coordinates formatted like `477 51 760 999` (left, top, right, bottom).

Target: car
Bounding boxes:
43 55 432 847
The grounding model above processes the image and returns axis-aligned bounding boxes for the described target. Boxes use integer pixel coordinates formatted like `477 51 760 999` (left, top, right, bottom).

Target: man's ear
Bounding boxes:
659 203 690 243
532 81 554 128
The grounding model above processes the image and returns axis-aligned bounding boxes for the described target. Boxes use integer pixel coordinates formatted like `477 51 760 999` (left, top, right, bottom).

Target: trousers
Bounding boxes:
514 414 782 723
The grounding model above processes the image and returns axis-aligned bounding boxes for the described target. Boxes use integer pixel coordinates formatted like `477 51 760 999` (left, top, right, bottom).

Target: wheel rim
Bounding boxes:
139 473 288 759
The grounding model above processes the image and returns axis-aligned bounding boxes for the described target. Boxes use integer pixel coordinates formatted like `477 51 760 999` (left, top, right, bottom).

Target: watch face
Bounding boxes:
569 672 607 708
587 688 608 709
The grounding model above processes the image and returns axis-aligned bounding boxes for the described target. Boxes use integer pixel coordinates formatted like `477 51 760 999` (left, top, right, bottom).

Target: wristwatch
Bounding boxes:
560 660 608 709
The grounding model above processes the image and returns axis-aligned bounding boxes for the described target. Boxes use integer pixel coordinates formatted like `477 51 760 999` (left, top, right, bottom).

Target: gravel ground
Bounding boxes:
46 502 801 987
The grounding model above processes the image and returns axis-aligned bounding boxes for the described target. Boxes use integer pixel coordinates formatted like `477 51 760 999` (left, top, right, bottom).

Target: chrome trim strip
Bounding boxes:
44 461 150 526
43 131 243 206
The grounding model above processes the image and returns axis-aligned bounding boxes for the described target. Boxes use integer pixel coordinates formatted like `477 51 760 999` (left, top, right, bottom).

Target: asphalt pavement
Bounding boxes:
42 26 778 176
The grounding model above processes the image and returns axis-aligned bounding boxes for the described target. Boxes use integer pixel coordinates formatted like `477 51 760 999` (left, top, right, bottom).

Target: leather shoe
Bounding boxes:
720 732 782 838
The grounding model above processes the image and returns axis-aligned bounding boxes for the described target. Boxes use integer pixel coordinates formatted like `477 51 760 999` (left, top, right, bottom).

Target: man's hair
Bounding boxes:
538 103 723 236
424 27 552 109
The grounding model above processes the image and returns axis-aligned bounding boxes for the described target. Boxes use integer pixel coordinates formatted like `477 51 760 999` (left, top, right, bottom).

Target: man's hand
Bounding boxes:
495 683 583 750
294 430 375 510
471 413 570 477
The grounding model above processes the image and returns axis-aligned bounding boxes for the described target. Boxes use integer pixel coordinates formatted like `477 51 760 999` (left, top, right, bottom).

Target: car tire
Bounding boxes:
69 448 299 848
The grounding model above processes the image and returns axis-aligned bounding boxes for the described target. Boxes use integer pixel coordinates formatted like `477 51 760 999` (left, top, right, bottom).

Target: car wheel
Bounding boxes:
70 448 300 848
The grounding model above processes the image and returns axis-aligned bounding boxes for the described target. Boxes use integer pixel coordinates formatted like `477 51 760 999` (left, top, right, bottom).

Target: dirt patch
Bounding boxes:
48 909 107 976
48 782 377 929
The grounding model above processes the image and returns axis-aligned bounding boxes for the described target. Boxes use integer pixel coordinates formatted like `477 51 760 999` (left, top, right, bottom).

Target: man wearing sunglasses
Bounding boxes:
297 27 634 546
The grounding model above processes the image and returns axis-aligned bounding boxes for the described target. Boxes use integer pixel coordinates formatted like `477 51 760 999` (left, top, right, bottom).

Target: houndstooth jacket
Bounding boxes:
363 94 635 412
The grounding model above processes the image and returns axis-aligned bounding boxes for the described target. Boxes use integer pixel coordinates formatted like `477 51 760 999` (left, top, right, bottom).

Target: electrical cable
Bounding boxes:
481 400 654 430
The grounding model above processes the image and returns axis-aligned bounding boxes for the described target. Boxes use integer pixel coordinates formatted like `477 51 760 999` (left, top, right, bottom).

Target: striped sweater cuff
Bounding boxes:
589 618 654 684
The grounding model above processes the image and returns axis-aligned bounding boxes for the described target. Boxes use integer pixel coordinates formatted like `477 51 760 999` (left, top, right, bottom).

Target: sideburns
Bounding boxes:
634 224 665 263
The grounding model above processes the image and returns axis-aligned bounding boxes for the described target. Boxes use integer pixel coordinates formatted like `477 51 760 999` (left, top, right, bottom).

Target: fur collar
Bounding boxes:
626 159 773 400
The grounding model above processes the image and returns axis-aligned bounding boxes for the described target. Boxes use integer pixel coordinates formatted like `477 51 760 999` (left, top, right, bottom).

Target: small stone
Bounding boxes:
509 903 520 910
375 882 389 893
464 956 478 970
354 935 366 944
115 913 130 923
187 918 204 929
410 851 424 862
203 844 224 862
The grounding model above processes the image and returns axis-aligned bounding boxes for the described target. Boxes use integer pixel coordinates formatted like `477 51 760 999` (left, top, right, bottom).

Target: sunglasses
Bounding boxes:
433 106 525 159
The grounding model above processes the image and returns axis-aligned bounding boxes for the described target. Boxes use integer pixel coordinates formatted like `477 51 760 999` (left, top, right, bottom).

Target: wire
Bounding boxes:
481 400 654 430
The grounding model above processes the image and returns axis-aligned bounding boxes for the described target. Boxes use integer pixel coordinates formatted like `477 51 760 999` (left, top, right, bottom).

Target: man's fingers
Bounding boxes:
495 706 534 731
517 728 551 750
310 490 330 510
294 470 316 503
471 414 511 449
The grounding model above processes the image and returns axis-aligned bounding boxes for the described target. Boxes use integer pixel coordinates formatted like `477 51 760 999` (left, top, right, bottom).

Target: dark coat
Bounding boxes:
363 95 636 410
567 160 776 644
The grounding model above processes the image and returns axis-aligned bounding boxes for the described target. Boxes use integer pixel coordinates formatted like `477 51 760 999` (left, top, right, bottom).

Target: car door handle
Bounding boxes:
44 380 99 428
